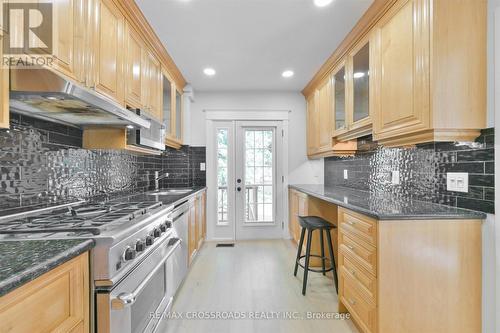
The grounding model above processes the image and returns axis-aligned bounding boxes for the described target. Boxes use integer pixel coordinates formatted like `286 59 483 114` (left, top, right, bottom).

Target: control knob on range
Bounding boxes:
153 228 162 238
135 240 145 252
160 224 167 232
145 235 154 246
123 246 136 261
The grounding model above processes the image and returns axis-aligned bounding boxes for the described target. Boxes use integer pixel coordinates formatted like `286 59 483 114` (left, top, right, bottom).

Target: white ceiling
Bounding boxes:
136 0 373 92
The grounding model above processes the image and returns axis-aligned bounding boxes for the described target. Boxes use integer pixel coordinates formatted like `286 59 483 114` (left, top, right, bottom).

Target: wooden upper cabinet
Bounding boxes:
316 75 333 154
140 50 162 121
124 21 144 109
303 0 486 147
306 93 318 156
162 71 173 135
174 88 183 141
372 0 486 146
94 0 125 105
51 0 85 83
371 0 430 144
332 62 348 138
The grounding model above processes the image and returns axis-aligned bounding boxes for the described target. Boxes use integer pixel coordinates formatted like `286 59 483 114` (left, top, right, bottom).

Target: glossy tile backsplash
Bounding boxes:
325 128 494 214
0 114 206 212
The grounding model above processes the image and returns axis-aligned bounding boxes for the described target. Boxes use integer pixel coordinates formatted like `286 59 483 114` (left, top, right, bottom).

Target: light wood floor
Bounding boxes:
164 240 359 333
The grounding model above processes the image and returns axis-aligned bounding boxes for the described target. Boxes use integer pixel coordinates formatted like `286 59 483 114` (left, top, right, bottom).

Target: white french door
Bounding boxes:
209 120 284 240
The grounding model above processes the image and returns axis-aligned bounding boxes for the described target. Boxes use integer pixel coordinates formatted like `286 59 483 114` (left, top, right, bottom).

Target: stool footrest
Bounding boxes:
296 255 335 274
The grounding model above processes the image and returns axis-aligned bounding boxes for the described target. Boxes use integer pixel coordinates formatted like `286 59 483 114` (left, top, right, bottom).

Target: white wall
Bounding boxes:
186 91 324 184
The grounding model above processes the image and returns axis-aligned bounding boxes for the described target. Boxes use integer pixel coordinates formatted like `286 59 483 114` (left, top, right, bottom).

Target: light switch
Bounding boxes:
343 170 348 180
446 172 468 193
200 163 206 171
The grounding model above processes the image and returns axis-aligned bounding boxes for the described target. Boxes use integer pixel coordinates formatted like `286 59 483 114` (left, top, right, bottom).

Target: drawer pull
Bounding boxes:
348 221 356 226
348 298 356 306
350 269 356 276
347 245 355 250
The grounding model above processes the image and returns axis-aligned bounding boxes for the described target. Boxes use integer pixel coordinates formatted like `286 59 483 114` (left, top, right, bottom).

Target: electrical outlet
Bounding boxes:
343 170 348 180
200 163 206 171
447 172 469 193
391 170 400 185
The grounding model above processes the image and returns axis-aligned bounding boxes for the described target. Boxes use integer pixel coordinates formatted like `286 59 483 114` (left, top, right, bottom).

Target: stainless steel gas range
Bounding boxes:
0 198 192 333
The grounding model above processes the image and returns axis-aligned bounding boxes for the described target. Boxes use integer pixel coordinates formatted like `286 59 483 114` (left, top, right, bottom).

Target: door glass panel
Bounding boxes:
217 129 228 224
175 91 182 139
162 76 172 134
244 129 274 223
353 43 370 123
334 66 346 130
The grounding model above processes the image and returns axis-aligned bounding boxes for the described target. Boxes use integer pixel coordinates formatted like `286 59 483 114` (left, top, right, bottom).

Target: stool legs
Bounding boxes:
294 227 306 277
319 229 326 276
325 229 338 293
302 229 313 296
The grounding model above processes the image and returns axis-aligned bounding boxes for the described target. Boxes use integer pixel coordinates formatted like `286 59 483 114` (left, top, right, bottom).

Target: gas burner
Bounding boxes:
0 201 163 237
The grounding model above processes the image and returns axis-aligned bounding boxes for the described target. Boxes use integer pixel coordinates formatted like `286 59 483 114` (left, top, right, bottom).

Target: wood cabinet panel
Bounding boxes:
372 0 430 141
94 0 125 105
124 22 144 109
340 256 377 302
0 252 90 333
188 201 196 265
339 208 377 246
306 94 318 156
339 232 377 277
317 76 333 153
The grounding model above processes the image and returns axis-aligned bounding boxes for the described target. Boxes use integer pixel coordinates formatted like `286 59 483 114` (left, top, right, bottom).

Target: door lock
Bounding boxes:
237 179 242 183
237 187 242 192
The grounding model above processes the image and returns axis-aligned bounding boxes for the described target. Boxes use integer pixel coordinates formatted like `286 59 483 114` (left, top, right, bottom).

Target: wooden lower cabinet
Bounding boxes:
188 191 207 266
0 252 90 333
337 207 482 333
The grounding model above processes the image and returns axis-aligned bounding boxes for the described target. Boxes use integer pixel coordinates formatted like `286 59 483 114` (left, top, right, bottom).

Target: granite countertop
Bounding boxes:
289 184 487 220
0 239 95 297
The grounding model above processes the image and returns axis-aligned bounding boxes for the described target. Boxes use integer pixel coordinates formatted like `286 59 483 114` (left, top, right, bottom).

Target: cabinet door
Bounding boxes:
95 0 125 105
188 203 196 264
332 62 348 137
306 93 318 156
372 0 430 141
201 192 207 239
0 253 89 333
316 76 333 153
174 89 183 141
0 33 8 128
150 55 162 121
124 22 144 109
288 190 299 243
51 0 85 82
162 72 173 136
349 40 371 132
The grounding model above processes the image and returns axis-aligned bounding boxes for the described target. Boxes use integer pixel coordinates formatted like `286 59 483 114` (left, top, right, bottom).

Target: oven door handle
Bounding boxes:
111 238 181 310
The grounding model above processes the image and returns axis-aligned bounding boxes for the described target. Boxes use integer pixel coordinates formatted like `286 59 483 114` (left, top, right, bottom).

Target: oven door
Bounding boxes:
97 238 181 333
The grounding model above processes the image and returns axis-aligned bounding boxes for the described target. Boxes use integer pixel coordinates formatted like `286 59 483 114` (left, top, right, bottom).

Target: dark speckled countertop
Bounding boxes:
289 184 486 220
0 239 94 297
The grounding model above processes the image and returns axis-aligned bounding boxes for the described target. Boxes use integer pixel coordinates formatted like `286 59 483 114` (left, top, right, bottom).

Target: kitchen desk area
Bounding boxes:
289 184 485 333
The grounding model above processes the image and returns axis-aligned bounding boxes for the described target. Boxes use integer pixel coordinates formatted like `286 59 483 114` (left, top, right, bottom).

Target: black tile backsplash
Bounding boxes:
0 114 206 211
325 129 495 214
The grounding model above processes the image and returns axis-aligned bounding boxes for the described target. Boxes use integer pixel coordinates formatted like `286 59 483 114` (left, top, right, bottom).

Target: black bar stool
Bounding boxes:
293 216 338 296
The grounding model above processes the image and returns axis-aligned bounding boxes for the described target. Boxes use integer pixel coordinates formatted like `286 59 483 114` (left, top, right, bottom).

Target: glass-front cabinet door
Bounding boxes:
162 69 183 149
332 62 347 137
349 40 371 134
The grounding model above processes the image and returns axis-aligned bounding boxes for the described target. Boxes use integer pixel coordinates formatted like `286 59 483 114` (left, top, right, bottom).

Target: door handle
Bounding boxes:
236 179 242 183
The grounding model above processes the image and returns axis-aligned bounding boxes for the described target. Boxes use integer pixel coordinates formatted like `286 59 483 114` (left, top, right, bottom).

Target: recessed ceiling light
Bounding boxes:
282 70 294 78
203 68 216 76
314 0 333 7
126 125 134 129
353 72 365 79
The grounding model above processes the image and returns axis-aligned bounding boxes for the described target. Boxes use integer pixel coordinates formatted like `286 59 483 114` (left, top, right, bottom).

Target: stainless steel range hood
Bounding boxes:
9 68 150 129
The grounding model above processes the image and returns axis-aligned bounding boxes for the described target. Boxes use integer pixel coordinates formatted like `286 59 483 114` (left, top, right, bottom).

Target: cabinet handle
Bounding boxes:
348 221 356 226
350 269 356 276
347 245 355 250
348 298 356 306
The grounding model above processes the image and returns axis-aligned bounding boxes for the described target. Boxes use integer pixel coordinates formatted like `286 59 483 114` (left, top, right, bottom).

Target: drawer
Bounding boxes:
339 255 377 302
339 208 377 246
340 271 377 333
339 231 377 276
